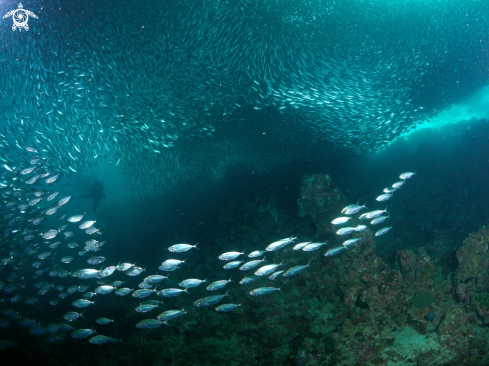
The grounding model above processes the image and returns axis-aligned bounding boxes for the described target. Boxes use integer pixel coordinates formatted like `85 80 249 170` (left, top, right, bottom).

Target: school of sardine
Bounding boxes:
326 171 415 256
0 151 415 346
0 0 485 200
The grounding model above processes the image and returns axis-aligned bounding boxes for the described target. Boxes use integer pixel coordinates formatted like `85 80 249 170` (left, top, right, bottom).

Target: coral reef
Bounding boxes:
5 170 489 366
297 173 347 237
455 228 489 302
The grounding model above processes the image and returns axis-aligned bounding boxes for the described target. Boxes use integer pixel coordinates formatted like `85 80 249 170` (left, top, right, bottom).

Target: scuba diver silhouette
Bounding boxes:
78 180 107 212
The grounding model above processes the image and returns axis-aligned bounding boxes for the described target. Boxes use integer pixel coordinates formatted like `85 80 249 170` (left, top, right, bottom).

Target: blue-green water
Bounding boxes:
0 0 489 365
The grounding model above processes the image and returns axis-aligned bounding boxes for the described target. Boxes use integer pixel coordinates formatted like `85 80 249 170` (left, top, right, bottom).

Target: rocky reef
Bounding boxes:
297 173 347 238
146 172 489 366
4 171 489 366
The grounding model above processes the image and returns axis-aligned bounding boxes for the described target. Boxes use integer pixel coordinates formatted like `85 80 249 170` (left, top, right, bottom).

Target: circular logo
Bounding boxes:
13 9 28 27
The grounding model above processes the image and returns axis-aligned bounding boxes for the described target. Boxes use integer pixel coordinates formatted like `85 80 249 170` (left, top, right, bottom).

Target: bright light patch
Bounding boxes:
391 84 489 143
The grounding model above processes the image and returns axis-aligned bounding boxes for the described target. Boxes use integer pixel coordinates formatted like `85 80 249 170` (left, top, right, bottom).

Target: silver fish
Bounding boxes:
376 193 392 202
95 285 115 294
118 262 136 271
168 242 199 252
63 311 84 322
375 226 393 236
341 203 357 214
179 278 206 288
365 208 388 219
293 241 311 250
135 304 159 313
89 335 115 345
282 260 311 278
269 271 285 280
126 267 146 276
60 256 73 263
42 229 58 239
392 181 405 189
57 195 71 207
265 237 296 252
331 217 351 225
240 257 266 271
160 259 185 268
223 260 243 269
248 250 266 258
87 256 106 265
68 214 84 223
145 275 169 284
302 241 328 252
26 175 40 185
79 220 96 229
157 309 186 322
45 173 60 184
72 299 95 308
216 303 243 312
336 227 356 235
157 288 189 297
343 203 367 215
249 287 280 296
239 275 259 285
343 238 361 247
37 251 52 260
20 166 36 175
95 318 115 325
325 247 346 257
115 288 132 296
132 289 156 298
354 225 367 232
194 290 231 307
136 319 168 329
99 266 117 277
70 329 97 339
370 214 390 225
46 192 59 201
218 250 245 261
72 269 100 279
254 260 284 276
207 277 233 291
400 172 416 179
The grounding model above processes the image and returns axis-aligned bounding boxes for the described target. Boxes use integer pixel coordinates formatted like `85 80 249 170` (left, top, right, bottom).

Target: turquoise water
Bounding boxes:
0 1 488 365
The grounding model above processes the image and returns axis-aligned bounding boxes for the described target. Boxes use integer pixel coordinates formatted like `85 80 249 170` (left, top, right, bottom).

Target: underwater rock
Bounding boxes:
437 306 468 335
456 282 472 302
297 173 346 225
406 294 444 334
455 227 489 302
397 249 417 282
397 248 439 294
428 229 459 269
474 294 489 325
382 326 440 364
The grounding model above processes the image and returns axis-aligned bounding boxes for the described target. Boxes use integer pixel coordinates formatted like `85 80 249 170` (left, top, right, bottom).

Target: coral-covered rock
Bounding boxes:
438 305 469 335
428 229 459 262
474 294 489 324
455 228 489 302
397 249 417 283
297 173 346 224
397 248 439 294
456 228 489 283
456 282 472 302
